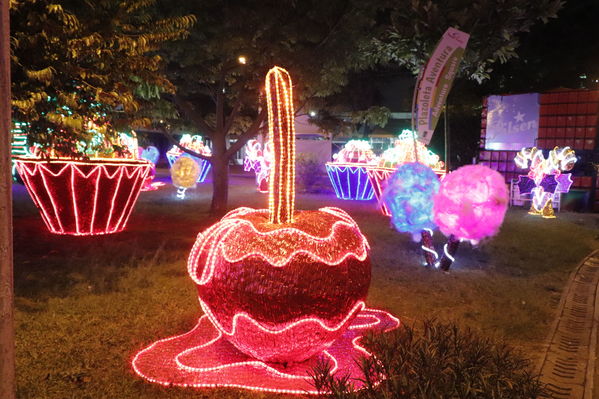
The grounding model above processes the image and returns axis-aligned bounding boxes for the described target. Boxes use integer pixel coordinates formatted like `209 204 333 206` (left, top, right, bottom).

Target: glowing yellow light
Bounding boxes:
265 66 295 224
238 56 247 65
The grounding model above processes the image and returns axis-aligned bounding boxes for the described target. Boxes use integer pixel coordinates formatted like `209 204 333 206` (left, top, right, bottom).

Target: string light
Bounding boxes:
132 309 399 394
326 140 376 201
266 66 295 223
514 146 576 218
366 167 446 216
14 157 151 235
11 122 30 180
138 146 160 191
378 130 445 170
333 140 377 164
325 163 375 200
243 139 262 172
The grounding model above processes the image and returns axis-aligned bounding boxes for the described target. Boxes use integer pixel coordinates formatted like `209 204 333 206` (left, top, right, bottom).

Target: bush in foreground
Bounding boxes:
311 320 546 398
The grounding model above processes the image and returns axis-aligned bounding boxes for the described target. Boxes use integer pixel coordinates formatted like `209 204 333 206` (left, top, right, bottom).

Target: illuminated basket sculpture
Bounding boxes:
132 67 399 394
367 130 446 215
14 157 151 236
166 134 212 183
325 140 376 200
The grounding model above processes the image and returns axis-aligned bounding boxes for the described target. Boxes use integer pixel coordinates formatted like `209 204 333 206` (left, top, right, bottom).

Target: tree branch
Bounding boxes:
224 108 267 158
223 100 241 135
166 94 215 137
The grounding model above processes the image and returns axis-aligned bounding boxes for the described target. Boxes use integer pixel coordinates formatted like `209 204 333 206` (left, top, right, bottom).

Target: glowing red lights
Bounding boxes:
132 67 399 395
187 206 372 363
15 157 151 235
132 309 399 394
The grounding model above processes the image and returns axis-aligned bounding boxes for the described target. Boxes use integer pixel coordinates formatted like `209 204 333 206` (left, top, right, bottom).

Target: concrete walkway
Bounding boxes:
538 249 599 399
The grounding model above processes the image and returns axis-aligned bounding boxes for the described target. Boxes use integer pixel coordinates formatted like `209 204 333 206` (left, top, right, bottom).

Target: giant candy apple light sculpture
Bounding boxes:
190 67 371 362
132 67 399 394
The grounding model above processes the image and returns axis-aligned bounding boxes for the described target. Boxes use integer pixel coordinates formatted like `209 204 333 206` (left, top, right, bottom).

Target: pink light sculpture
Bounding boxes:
133 66 399 394
243 139 262 172
433 164 509 270
243 139 272 192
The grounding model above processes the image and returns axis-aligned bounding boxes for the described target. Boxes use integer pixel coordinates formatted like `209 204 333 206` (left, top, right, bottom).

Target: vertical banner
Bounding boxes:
414 27 469 144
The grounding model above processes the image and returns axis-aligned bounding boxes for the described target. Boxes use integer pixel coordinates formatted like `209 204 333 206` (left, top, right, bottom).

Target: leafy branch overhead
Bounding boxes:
364 0 563 82
10 0 195 156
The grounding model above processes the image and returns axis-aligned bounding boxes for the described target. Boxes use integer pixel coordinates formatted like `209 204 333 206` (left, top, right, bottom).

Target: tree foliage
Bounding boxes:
10 0 195 156
154 0 385 213
367 0 563 83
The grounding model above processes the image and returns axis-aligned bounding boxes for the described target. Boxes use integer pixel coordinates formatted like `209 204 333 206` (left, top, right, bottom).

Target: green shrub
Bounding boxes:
311 320 546 398
296 153 329 193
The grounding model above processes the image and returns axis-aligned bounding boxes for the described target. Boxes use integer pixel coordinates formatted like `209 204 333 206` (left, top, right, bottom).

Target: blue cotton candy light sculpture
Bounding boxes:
382 162 440 241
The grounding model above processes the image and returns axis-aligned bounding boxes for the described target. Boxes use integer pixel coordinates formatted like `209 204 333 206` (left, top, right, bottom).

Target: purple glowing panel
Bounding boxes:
325 164 375 201
556 173 573 193
382 162 440 239
485 93 539 151
167 153 211 183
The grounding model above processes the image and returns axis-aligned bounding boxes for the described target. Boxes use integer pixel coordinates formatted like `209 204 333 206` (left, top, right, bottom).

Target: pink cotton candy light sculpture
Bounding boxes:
433 165 508 270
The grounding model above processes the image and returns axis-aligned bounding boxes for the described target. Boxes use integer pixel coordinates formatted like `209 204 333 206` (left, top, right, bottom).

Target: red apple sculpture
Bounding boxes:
187 67 371 363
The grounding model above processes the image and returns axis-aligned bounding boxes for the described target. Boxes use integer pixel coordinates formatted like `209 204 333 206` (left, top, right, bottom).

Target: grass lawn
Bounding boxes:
13 168 599 398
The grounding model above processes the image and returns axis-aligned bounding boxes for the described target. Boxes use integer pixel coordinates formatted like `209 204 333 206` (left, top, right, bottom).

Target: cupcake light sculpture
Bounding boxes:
325 140 376 200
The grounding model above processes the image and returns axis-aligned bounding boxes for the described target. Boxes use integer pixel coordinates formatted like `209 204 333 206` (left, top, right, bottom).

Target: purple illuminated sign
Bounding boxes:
485 93 539 150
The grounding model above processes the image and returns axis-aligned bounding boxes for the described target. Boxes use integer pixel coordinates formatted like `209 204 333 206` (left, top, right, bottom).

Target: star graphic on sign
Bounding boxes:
514 112 525 122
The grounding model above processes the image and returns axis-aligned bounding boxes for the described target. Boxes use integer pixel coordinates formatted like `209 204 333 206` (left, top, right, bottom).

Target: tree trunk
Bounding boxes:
210 130 229 216
0 0 15 398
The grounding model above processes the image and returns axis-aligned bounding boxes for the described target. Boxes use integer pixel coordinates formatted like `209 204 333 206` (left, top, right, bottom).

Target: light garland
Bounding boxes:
14 157 151 235
514 146 576 218
266 66 295 224
11 122 30 180
132 309 399 395
333 140 377 164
